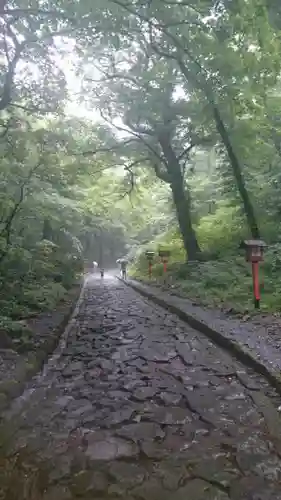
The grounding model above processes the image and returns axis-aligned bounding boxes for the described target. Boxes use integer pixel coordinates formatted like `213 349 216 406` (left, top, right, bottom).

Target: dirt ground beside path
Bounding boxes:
0 283 82 414
1 274 281 499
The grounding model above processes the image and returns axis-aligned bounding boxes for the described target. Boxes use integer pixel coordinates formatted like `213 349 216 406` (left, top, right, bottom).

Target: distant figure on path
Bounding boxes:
100 268 104 278
121 260 127 280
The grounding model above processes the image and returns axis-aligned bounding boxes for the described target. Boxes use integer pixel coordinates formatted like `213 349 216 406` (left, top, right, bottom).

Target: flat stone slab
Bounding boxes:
85 432 138 460
116 422 165 442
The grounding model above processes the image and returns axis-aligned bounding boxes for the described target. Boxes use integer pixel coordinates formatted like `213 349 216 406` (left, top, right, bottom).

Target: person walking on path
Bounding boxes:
98 263 104 278
121 260 127 280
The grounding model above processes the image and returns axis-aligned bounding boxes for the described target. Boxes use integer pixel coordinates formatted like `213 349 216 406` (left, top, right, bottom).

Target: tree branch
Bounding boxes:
109 0 207 31
0 116 12 138
86 71 146 90
0 159 43 261
9 103 58 114
73 138 137 157
0 24 25 111
0 16 83 111
98 109 170 177
124 120 155 136
2 8 74 19
121 156 150 199
177 143 195 162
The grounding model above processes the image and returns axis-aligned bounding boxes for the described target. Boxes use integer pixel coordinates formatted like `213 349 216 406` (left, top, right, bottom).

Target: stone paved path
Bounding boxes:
2 274 281 499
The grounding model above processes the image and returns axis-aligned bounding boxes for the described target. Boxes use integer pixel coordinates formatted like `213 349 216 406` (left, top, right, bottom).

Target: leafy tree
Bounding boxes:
2 0 281 325
81 43 219 259
78 0 280 240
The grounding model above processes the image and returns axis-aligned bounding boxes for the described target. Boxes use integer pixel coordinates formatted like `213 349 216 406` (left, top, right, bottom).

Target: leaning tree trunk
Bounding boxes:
170 177 201 261
211 103 260 238
42 218 53 240
177 60 260 239
159 136 201 261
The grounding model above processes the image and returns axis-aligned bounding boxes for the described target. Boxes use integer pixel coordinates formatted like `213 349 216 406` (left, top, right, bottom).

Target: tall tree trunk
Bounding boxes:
211 104 260 238
170 178 201 261
42 218 53 240
177 60 260 238
159 135 201 261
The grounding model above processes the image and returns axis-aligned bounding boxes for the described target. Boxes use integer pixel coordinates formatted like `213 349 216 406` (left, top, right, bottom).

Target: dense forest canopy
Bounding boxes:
1 0 281 317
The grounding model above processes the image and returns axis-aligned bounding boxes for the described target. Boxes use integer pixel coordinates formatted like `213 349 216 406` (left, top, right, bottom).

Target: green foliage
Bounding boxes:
21 283 66 311
0 316 34 352
196 204 247 257
0 317 32 339
2 0 281 330
0 109 133 350
130 207 281 313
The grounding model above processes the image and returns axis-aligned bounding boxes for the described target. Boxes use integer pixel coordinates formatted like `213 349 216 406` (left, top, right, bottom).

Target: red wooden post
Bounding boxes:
252 261 260 309
240 239 266 309
158 249 171 277
145 250 155 279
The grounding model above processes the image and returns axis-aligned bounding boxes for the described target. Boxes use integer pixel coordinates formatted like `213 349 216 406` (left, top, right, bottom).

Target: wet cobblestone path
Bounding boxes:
3 274 281 499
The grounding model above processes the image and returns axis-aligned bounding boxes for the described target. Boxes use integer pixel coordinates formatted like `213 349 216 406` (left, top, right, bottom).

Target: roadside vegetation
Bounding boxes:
130 229 281 313
2 0 281 349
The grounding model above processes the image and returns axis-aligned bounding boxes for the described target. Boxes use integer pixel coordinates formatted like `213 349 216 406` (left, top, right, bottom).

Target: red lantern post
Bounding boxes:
240 240 266 309
145 250 155 279
158 249 171 276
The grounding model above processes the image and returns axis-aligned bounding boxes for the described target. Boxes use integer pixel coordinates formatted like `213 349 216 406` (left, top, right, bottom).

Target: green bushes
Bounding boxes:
21 282 66 310
196 204 247 257
0 238 83 350
130 206 281 312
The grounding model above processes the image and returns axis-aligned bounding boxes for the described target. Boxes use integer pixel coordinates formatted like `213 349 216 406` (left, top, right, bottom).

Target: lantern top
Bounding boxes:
145 250 155 260
158 249 171 257
240 239 266 249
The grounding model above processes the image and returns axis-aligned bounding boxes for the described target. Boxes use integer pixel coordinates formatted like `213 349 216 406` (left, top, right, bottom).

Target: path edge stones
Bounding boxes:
118 277 281 396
